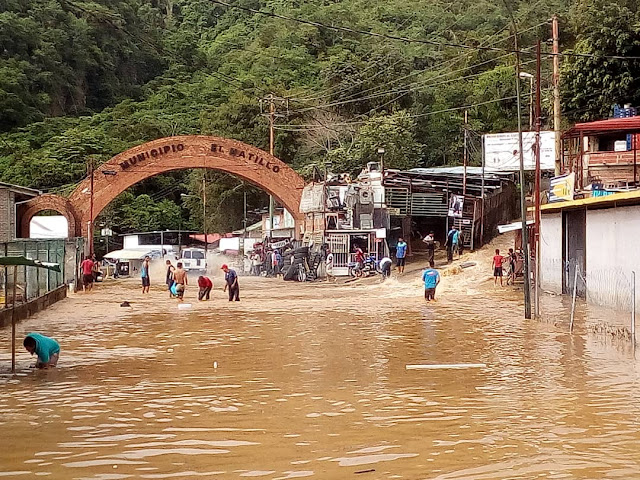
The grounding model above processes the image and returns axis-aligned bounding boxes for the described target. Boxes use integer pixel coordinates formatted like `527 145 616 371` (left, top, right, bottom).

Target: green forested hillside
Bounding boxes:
1 0 639 234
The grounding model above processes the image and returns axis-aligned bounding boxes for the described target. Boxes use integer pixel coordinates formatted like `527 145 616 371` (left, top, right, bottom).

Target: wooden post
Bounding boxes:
471 199 477 250
11 265 17 374
534 40 542 318
552 15 562 176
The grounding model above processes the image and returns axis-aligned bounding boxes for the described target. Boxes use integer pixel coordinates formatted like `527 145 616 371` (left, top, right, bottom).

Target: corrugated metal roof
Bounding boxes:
0 181 41 196
564 117 640 137
408 167 512 177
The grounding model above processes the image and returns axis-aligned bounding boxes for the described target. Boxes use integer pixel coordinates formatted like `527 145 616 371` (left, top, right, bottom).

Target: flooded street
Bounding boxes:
2 253 640 479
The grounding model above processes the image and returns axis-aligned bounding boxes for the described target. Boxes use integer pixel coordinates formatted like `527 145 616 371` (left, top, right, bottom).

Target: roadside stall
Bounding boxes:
0 256 61 373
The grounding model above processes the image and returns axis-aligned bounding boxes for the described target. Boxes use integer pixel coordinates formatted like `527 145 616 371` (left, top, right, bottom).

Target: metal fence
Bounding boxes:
1 238 84 308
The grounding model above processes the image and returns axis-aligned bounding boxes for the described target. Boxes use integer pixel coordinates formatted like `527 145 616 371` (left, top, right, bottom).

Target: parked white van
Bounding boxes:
178 248 207 271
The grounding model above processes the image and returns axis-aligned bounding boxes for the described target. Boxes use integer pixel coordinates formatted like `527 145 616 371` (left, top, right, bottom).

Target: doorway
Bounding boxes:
562 208 586 297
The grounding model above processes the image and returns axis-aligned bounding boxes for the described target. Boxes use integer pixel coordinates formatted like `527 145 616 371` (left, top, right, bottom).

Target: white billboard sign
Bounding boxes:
484 131 556 171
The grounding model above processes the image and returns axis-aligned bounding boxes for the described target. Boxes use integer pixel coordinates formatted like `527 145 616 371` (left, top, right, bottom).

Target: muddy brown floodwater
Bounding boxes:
2 253 640 479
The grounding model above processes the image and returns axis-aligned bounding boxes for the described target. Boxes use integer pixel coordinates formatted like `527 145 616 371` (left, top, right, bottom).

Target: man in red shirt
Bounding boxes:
80 256 95 292
197 275 213 301
492 248 504 286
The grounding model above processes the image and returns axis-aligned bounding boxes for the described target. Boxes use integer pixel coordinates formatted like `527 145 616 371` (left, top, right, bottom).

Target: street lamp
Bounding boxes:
323 160 333 237
519 72 534 130
377 147 385 173
181 192 207 257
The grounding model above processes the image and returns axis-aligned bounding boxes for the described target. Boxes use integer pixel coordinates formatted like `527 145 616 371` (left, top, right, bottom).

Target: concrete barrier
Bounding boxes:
0 285 67 328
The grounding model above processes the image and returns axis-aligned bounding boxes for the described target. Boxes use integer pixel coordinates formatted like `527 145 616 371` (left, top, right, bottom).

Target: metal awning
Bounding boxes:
498 220 534 234
103 249 150 260
0 256 61 272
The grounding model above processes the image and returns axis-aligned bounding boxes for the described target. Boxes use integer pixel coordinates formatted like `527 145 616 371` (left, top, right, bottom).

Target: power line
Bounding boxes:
210 0 640 61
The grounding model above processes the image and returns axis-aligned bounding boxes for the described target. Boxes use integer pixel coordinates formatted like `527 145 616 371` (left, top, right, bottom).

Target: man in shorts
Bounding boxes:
141 256 150 293
80 255 94 292
493 249 504 286
165 259 176 298
24 332 60 369
395 237 407 273
173 262 188 301
422 267 440 302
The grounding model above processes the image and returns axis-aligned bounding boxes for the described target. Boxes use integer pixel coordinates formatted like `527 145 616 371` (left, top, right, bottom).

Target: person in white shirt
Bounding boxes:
379 256 392 279
325 249 335 282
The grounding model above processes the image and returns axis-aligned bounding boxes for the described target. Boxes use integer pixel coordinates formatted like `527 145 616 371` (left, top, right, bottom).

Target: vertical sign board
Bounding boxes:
484 131 556 171
448 195 464 218
549 172 575 203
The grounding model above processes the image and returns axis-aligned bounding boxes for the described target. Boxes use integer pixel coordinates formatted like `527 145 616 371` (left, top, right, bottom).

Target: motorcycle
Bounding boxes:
348 254 379 278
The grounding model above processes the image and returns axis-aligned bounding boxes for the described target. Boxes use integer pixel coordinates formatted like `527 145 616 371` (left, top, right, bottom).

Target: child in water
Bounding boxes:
23 332 60 369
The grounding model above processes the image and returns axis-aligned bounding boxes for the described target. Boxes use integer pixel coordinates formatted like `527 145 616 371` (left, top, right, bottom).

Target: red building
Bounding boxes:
562 117 640 189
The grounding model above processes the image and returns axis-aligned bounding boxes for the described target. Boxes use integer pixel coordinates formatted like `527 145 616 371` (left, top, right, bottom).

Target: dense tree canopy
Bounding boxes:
0 0 637 236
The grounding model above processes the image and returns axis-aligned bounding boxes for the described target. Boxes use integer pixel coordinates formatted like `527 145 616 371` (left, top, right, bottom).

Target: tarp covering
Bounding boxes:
0 256 61 272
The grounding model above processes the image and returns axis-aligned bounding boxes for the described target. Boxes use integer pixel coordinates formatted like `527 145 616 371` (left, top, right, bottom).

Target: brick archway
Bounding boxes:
19 194 78 238
19 136 305 239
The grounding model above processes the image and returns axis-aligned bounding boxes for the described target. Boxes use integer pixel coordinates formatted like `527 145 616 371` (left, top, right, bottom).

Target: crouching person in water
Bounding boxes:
198 275 213 301
24 332 60 369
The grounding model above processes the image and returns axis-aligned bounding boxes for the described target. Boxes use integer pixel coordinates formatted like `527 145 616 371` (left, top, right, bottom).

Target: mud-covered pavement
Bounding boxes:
2 240 640 479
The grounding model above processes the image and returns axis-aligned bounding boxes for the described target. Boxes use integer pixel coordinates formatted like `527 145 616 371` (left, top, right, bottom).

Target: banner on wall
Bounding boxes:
448 194 464 218
483 131 556 171
549 172 575 203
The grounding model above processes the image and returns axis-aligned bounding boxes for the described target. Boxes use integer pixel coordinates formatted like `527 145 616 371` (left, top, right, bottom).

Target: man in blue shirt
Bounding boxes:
445 227 457 262
23 332 60 368
422 268 440 302
395 237 408 274
222 264 240 301
141 255 150 294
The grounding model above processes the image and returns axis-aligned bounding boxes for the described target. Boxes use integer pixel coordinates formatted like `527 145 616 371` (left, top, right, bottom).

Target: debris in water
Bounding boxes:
406 363 486 370
120 301 131 307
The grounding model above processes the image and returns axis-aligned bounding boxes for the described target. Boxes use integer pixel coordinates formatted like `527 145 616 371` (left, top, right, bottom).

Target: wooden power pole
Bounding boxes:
261 94 288 239
552 15 561 176
463 110 468 196
514 27 532 320
534 40 542 318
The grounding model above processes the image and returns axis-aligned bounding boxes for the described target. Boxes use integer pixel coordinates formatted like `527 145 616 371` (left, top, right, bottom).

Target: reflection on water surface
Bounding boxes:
1 276 640 479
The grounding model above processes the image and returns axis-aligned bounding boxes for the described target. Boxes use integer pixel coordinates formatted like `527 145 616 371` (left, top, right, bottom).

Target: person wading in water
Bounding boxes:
222 264 240 301
141 256 150 294
422 231 435 268
165 260 176 298
173 262 188 301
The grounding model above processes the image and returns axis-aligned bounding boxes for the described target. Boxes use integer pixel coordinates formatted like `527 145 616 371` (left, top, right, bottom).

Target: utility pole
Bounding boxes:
534 40 542 318
514 26 532 320
260 94 288 240
480 135 485 246
463 110 468 196
88 157 95 256
202 170 207 259
268 97 275 239
552 15 562 176
243 187 247 239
